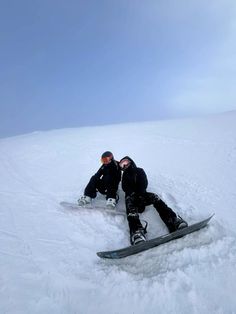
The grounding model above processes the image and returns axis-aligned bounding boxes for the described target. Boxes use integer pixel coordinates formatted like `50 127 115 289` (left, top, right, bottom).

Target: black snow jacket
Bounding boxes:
93 159 121 185
120 156 148 196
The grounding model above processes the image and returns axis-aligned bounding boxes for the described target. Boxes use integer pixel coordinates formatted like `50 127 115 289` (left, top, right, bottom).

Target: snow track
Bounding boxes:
1 113 236 313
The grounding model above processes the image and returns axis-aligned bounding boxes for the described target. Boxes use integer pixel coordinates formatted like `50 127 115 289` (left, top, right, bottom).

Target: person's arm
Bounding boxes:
136 168 148 194
93 165 104 179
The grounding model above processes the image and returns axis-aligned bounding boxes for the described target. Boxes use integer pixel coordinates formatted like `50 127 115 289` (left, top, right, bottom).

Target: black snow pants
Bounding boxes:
84 174 118 200
125 192 177 234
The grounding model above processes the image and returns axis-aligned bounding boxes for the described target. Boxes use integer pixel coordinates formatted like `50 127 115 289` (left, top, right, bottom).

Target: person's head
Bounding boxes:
119 156 133 171
101 151 114 165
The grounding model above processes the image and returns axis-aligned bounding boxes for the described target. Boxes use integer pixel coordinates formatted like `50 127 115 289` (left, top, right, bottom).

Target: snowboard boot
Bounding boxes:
166 215 188 233
130 229 146 245
78 195 92 206
106 198 116 209
128 211 147 245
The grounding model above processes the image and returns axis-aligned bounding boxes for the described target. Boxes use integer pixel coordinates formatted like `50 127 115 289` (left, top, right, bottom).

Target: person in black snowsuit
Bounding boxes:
78 151 121 208
119 156 188 245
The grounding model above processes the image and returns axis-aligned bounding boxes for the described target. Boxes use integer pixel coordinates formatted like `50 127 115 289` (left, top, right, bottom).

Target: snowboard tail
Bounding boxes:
60 201 126 216
97 214 214 259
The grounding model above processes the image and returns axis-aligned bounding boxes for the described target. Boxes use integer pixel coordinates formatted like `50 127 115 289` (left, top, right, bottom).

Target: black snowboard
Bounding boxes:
97 214 214 259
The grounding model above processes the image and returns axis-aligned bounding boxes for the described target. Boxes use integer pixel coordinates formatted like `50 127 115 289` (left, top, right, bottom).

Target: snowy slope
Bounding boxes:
0 112 236 314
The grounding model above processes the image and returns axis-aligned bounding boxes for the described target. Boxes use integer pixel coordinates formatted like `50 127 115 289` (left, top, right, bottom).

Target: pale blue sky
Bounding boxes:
1 0 236 137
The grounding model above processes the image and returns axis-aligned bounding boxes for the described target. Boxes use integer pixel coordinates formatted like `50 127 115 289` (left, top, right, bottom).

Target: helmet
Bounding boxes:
101 151 114 165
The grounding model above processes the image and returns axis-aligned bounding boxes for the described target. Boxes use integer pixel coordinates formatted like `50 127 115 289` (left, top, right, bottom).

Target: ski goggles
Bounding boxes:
101 156 113 165
119 159 131 170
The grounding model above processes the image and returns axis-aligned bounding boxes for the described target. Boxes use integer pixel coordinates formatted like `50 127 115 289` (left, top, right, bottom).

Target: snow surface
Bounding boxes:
1 112 236 314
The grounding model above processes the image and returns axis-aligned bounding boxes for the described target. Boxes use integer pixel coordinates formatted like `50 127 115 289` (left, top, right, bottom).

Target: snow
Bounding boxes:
1 111 236 314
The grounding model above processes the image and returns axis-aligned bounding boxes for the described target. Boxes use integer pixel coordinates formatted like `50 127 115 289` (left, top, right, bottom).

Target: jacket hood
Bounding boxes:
119 156 137 168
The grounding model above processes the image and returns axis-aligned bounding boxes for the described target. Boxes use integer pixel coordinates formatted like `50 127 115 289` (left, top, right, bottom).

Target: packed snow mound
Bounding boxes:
0 111 236 313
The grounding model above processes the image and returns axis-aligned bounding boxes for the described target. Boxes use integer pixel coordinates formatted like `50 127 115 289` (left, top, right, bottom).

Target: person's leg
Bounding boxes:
145 192 187 232
101 174 119 200
100 175 119 208
84 175 100 198
95 179 107 196
125 195 146 245
78 175 100 205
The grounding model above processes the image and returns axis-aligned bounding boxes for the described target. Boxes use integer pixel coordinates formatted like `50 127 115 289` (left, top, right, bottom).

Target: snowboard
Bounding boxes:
97 214 214 259
60 201 126 216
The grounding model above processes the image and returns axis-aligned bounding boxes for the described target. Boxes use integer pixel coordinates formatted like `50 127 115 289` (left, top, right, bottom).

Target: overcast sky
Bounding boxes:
1 0 236 137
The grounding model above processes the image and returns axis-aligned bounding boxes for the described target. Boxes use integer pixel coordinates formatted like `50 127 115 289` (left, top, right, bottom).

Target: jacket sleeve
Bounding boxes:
93 166 104 179
136 168 148 194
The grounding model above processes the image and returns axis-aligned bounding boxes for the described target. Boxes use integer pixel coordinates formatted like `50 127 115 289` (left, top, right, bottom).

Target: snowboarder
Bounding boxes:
119 156 188 245
78 151 121 209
